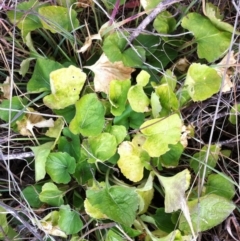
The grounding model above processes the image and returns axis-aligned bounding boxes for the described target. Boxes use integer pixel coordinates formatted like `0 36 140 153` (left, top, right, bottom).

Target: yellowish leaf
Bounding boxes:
84 199 108 219
117 138 150 182
84 54 135 94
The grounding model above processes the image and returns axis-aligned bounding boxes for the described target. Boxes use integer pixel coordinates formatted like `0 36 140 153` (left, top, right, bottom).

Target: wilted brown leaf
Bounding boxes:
84 54 135 93
0 77 12 100
215 51 237 93
17 108 54 136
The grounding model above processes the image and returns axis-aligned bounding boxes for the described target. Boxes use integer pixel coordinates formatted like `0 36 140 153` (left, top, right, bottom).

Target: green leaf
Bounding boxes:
19 57 35 77
106 230 123 241
114 105 145 129
43 66 87 109
53 105 76 123
117 140 150 182
69 93 105 136
228 103 240 124
190 144 221 178
179 194 235 233
73 159 94 185
0 206 8 239
109 79 131 116
160 69 177 91
160 143 184 168
22 185 43 208
153 208 175 233
59 205 83 234
39 182 64 206
46 152 76 184
0 96 27 124
87 186 139 226
84 198 107 219
156 169 191 213
103 32 146 67
7 0 47 41
88 133 117 162
109 125 127 145
27 58 63 93
205 173 235 200
140 114 182 157
38 6 79 33
181 13 232 62
205 3 238 33
58 127 81 162
30 142 54 182
184 63 221 101
156 83 179 116
153 11 176 40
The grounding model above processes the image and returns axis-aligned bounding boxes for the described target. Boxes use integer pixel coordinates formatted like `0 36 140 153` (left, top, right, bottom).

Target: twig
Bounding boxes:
0 151 34 161
0 201 44 241
127 0 183 44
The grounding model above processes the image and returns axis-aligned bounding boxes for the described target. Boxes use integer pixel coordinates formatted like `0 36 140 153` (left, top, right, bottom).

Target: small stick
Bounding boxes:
128 0 183 44
0 151 34 161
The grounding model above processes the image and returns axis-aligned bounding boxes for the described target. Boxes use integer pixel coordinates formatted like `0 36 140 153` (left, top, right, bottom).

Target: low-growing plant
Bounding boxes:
0 0 239 240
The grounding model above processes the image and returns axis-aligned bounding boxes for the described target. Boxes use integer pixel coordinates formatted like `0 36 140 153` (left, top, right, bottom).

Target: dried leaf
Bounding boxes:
215 51 237 93
84 54 135 94
0 77 12 100
17 108 54 136
78 34 102 53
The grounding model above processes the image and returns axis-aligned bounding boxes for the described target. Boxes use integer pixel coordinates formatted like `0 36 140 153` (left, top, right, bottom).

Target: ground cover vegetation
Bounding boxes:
0 0 240 240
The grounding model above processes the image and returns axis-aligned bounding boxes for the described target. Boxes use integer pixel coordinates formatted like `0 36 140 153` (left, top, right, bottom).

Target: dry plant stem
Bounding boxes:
0 200 44 241
127 0 183 44
0 151 34 161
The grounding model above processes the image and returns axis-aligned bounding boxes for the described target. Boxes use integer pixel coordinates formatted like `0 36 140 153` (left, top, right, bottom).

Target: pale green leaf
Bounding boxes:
84 199 108 219
185 63 221 101
30 142 54 182
109 79 131 116
136 70 150 86
156 169 191 213
153 11 176 41
6 0 47 41
109 125 127 145
39 6 78 33
128 85 150 112
0 207 8 238
140 0 160 11
69 93 105 136
88 133 117 161
87 186 139 226
39 182 64 206
105 230 123 241
156 83 179 115
179 194 235 233
59 205 83 234
160 69 177 91
182 13 232 62
27 58 63 93
46 152 76 184
205 3 238 33
43 66 86 109
140 114 182 157
151 92 162 118
136 172 154 214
